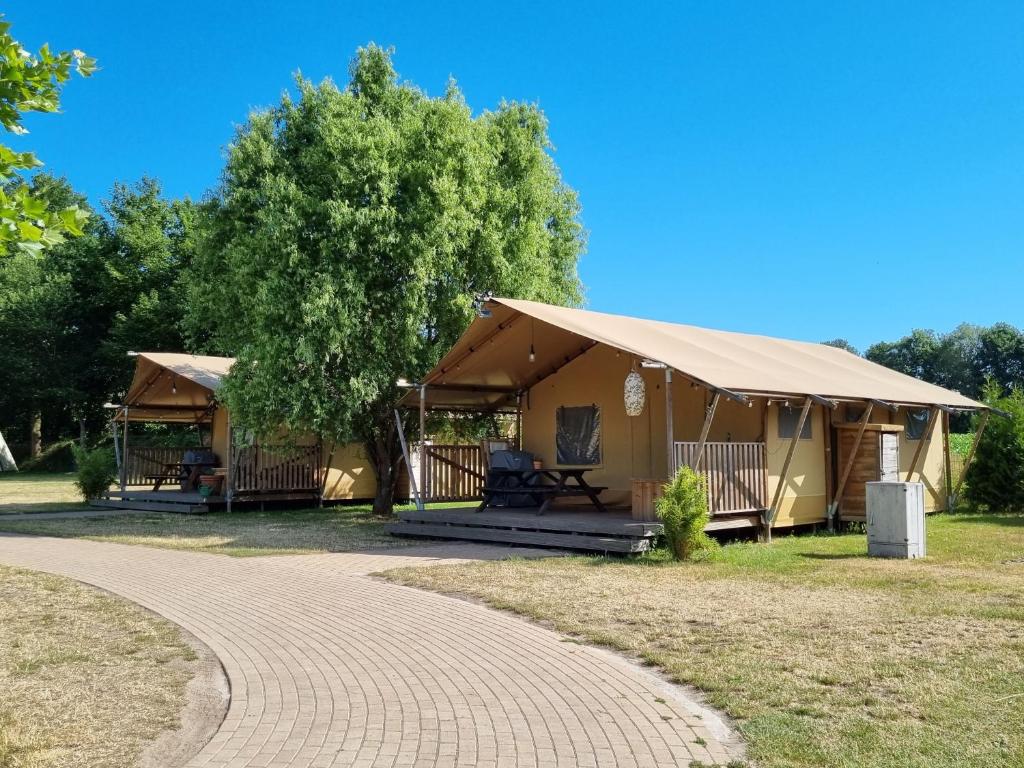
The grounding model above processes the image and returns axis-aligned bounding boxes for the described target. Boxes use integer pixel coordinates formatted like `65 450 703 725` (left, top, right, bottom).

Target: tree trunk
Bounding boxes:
79 417 87 449
29 412 42 459
363 408 406 517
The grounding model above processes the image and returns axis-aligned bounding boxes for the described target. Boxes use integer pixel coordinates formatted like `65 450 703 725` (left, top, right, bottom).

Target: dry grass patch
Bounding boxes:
0 564 197 768
384 514 1024 768
0 473 87 515
0 505 423 556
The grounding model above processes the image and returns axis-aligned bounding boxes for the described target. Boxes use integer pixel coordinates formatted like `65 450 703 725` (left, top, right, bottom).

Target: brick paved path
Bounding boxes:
0 535 744 767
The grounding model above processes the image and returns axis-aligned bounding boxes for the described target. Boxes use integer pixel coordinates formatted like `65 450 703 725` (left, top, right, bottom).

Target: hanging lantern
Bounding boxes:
624 367 646 417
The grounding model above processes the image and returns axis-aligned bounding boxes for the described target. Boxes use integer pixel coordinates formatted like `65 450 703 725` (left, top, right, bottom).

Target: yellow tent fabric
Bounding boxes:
118 353 235 422
409 298 985 410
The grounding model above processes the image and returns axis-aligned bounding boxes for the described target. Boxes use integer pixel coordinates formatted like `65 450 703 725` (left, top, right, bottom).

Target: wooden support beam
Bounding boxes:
807 393 838 410
394 408 421 509
952 410 990 503
528 341 599 389
827 402 874 528
665 368 675 477
905 406 940 482
691 392 721 471
870 398 900 413
427 314 523 382
767 397 813 532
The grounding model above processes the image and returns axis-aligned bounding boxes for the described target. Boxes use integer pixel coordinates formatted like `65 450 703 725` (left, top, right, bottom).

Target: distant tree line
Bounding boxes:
824 324 1024 409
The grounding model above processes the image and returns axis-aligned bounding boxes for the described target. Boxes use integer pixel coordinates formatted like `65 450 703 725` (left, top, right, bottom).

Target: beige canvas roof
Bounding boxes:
118 353 235 422
407 297 985 411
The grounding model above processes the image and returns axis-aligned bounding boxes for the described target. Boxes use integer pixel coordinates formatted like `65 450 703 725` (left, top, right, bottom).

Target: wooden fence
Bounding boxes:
123 445 205 487
673 441 769 514
234 443 320 493
419 444 486 502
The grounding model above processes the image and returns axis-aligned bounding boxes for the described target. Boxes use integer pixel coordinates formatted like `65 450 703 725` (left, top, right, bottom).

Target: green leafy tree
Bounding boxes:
964 382 1024 512
0 16 94 254
0 176 197 455
189 46 584 513
822 338 859 355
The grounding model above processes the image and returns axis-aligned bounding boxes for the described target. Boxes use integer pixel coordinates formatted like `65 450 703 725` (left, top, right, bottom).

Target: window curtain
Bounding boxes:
556 405 601 465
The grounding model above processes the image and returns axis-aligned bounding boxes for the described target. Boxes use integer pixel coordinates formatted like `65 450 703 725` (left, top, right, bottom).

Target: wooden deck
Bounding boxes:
388 507 663 553
94 489 223 514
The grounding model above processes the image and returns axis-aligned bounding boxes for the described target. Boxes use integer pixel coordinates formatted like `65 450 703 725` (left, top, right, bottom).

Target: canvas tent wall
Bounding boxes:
403 297 986 530
114 353 379 502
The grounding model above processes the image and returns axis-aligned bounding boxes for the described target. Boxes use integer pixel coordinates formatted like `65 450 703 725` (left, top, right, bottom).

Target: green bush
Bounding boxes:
655 466 717 561
964 384 1024 512
72 445 117 500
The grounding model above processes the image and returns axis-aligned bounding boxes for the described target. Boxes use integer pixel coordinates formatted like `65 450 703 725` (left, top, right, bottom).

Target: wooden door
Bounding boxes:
879 433 899 481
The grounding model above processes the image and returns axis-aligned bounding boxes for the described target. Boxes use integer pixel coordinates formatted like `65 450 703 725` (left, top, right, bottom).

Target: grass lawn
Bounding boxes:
0 505 425 556
0 471 465 555
0 564 196 768
0 473 89 515
384 513 1024 768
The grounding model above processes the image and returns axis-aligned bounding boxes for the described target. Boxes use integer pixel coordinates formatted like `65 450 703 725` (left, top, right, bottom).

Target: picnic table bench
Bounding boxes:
478 467 607 515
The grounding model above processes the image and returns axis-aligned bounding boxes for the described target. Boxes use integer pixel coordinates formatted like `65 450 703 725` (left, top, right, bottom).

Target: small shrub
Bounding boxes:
72 446 117 500
655 466 717 561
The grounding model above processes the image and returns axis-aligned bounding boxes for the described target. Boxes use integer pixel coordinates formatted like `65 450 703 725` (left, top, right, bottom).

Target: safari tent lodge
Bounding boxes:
389 297 990 551
100 353 381 513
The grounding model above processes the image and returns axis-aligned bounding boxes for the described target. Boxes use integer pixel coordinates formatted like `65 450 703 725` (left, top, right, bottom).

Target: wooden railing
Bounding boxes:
419 443 486 502
674 441 768 515
123 445 207 487
234 443 320 493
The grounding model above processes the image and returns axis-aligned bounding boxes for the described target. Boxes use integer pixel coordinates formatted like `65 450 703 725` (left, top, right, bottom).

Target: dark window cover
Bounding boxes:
556 405 601 465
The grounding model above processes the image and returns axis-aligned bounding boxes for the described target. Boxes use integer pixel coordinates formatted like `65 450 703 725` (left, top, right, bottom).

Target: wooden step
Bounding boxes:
705 514 761 532
397 509 663 537
90 498 208 515
387 522 652 553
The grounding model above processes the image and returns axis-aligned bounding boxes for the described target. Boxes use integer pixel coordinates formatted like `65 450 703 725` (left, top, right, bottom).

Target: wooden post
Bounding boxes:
766 397 813 537
665 368 674 477
906 406 940 482
827 402 874 529
952 409 990 503
419 385 428 505
120 406 129 491
942 410 953 510
691 391 721 471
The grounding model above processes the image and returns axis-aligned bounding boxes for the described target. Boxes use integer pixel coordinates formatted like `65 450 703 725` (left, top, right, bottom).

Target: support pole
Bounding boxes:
516 392 523 451
942 410 953 510
111 414 122 480
951 410 990 504
419 385 428 506
120 406 129 491
827 402 874 530
225 410 233 513
394 408 422 510
691 391 721 471
665 368 675 477
766 397 813 541
906 406 940 482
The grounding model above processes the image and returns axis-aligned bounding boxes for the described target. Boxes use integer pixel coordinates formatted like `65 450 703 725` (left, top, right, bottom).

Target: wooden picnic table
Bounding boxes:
144 462 203 491
477 467 607 515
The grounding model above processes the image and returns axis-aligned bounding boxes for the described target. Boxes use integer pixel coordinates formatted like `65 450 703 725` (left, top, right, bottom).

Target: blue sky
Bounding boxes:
8 1 1023 351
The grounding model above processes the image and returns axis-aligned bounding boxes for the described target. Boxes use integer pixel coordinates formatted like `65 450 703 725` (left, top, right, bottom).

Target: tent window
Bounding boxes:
556 405 601 465
905 408 930 440
778 405 812 440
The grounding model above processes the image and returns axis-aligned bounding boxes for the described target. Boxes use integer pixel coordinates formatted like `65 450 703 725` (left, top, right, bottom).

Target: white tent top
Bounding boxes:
408 297 985 411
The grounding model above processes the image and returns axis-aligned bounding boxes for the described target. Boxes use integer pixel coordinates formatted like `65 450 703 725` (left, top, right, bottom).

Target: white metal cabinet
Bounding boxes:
866 481 926 558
